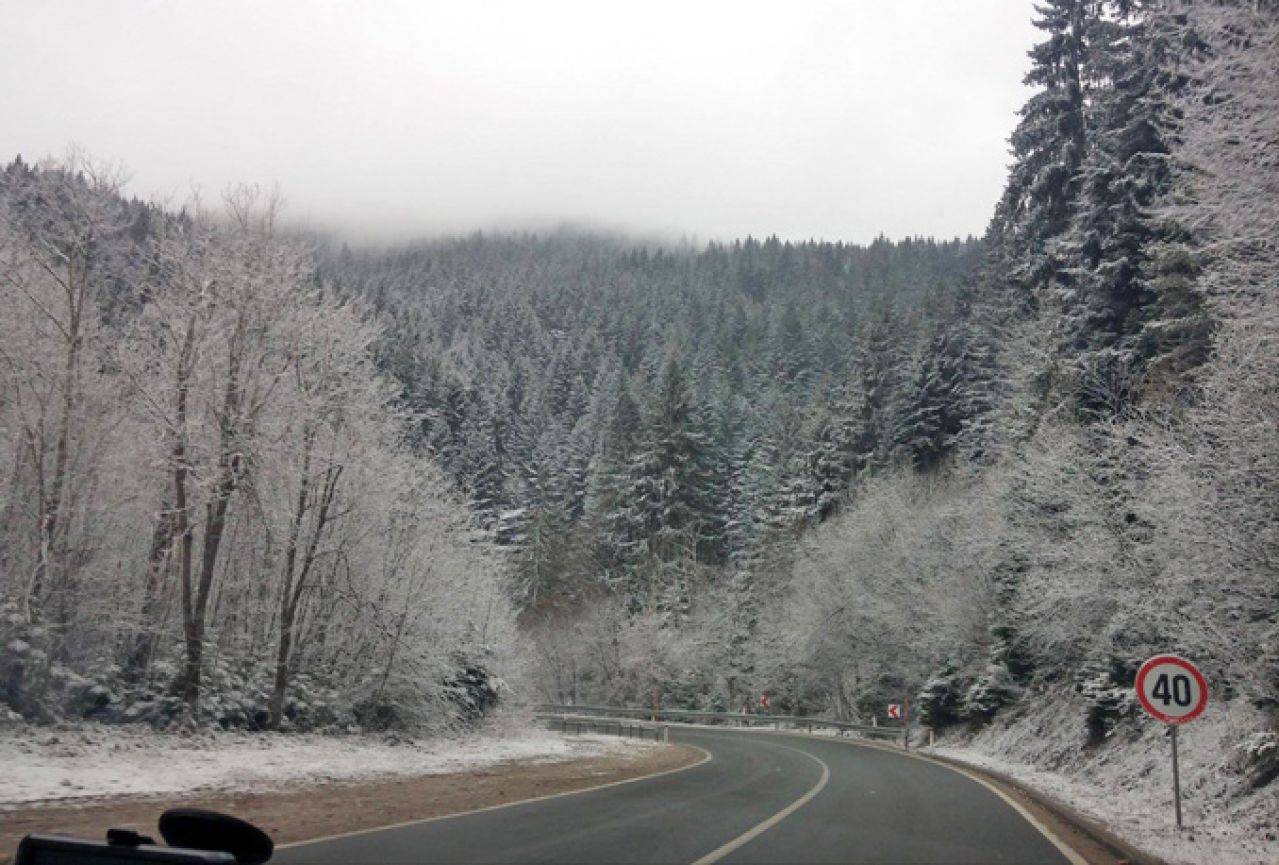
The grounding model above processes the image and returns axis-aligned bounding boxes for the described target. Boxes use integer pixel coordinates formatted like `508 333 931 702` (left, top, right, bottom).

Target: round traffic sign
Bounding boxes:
1135 655 1208 724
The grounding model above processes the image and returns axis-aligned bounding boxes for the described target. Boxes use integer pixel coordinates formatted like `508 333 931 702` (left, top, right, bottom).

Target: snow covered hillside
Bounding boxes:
932 693 1278 865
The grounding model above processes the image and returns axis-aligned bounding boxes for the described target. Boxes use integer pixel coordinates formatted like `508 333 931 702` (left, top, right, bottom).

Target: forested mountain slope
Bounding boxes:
333 3 1277 846
322 233 984 615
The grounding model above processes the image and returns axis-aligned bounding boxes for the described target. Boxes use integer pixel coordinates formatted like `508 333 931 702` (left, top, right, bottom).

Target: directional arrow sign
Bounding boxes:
887 703 902 720
1136 654 1208 725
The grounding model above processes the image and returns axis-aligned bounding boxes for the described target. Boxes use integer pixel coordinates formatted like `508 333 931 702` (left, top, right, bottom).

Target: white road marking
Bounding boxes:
276 744 713 851
689 743 831 865
739 728 1089 865
891 749 1089 865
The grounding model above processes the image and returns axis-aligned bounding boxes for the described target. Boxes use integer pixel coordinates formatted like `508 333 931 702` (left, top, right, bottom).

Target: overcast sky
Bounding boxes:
1 0 1038 244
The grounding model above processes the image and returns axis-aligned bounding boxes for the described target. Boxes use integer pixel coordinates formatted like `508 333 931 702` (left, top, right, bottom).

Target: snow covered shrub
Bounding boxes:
917 664 969 728
445 657 502 723
964 664 1021 721
117 685 184 727
1237 731 1279 791
1076 657 1139 744
278 672 344 731
0 623 123 723
701 690 729 713
1 599 41 717
988 624 1036 684
60 668 118 720
1257 628 1279 713
0 599 52 719
351 695 406 732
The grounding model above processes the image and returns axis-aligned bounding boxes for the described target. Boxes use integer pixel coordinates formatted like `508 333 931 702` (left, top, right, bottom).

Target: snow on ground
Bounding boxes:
0 722 656 807
927 693 1277 865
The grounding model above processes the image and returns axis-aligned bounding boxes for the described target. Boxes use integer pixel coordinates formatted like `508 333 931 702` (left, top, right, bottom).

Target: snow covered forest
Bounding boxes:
0 170 518 731
0 0 1275 813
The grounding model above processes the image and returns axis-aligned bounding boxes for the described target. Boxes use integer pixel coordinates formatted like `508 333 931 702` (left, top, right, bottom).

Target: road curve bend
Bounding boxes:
274 726 1080 865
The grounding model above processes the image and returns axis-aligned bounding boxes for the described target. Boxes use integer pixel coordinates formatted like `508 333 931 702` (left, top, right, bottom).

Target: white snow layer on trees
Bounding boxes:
0 161 522 730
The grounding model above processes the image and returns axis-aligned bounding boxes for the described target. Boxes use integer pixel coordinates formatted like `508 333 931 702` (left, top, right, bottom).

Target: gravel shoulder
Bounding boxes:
1 738 702 863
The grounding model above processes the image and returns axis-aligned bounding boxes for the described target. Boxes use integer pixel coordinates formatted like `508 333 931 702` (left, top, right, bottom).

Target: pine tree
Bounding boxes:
1058 1 1203 411
852 305 909 474
995 0 1102 294
587 372 644 574
615 352 720 604
504 420 579 614
898 295 998 471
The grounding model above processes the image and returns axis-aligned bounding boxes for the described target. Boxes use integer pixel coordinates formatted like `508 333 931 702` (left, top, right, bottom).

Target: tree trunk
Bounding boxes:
124 504 175 682
269 451 341 730
180 458 238 714
268 428 313 729
29 255 85 626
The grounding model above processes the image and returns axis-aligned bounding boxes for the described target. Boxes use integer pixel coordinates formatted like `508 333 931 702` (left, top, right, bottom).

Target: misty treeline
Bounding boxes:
332 0 1275 756
0 160 519 730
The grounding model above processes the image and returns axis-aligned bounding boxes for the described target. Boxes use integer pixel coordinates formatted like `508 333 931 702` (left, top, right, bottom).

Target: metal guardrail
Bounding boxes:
536 704 905 742
540 713 670 742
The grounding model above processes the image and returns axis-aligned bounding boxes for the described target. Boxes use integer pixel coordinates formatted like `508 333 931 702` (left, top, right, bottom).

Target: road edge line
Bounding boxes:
889 746 1089 865
276 742 713 851
689 743 831 865
749 729 1090 865
921 748 1168 865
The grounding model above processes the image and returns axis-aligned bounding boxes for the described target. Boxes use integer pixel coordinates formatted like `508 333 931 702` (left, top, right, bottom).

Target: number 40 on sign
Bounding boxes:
1137 655 1207 724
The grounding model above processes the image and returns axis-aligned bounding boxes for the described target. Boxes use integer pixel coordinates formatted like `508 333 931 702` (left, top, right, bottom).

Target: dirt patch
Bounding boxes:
1 742 703 863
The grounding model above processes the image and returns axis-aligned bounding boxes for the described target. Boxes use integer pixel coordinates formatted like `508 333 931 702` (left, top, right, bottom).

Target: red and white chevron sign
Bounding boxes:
887 703 902 720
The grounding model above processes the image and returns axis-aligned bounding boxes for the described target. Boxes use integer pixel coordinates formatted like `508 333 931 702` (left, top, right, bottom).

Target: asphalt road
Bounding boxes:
274 727 1078 865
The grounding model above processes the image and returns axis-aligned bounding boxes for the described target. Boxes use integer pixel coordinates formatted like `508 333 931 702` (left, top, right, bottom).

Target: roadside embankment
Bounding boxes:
0 723 702 862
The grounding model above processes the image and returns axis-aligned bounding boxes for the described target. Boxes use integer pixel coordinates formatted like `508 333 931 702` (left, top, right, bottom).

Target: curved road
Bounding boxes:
275 727 1079 865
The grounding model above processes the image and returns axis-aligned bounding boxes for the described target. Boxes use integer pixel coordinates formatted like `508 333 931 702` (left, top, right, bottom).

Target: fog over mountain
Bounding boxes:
0 0 1036 242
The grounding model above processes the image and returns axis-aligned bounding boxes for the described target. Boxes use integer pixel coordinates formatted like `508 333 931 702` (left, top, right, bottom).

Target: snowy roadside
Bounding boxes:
0 722 656 807
926 696 1277 865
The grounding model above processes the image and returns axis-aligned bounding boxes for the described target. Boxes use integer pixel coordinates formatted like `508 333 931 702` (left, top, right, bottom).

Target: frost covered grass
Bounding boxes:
0 721 653 807
928 692 1278 865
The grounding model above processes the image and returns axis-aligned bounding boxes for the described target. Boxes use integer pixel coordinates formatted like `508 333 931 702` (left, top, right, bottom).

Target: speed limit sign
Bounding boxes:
1136 654 1208 724
1135 654 1208 829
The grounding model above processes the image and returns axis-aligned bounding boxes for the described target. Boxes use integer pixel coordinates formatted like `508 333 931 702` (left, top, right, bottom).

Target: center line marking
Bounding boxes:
690 743 831 865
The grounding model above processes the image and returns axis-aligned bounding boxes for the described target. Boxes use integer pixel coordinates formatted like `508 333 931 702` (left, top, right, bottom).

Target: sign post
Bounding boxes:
1135 654 1208 830
903 695 910 751
1171 725 1182 829
887 701 908 748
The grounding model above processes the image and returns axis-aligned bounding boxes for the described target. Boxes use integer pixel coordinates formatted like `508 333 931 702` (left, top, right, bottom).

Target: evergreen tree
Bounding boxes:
898 296 998 471
852 305 910 474
995 0 1102 294
1072 2 1210 409
616 352 721 602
